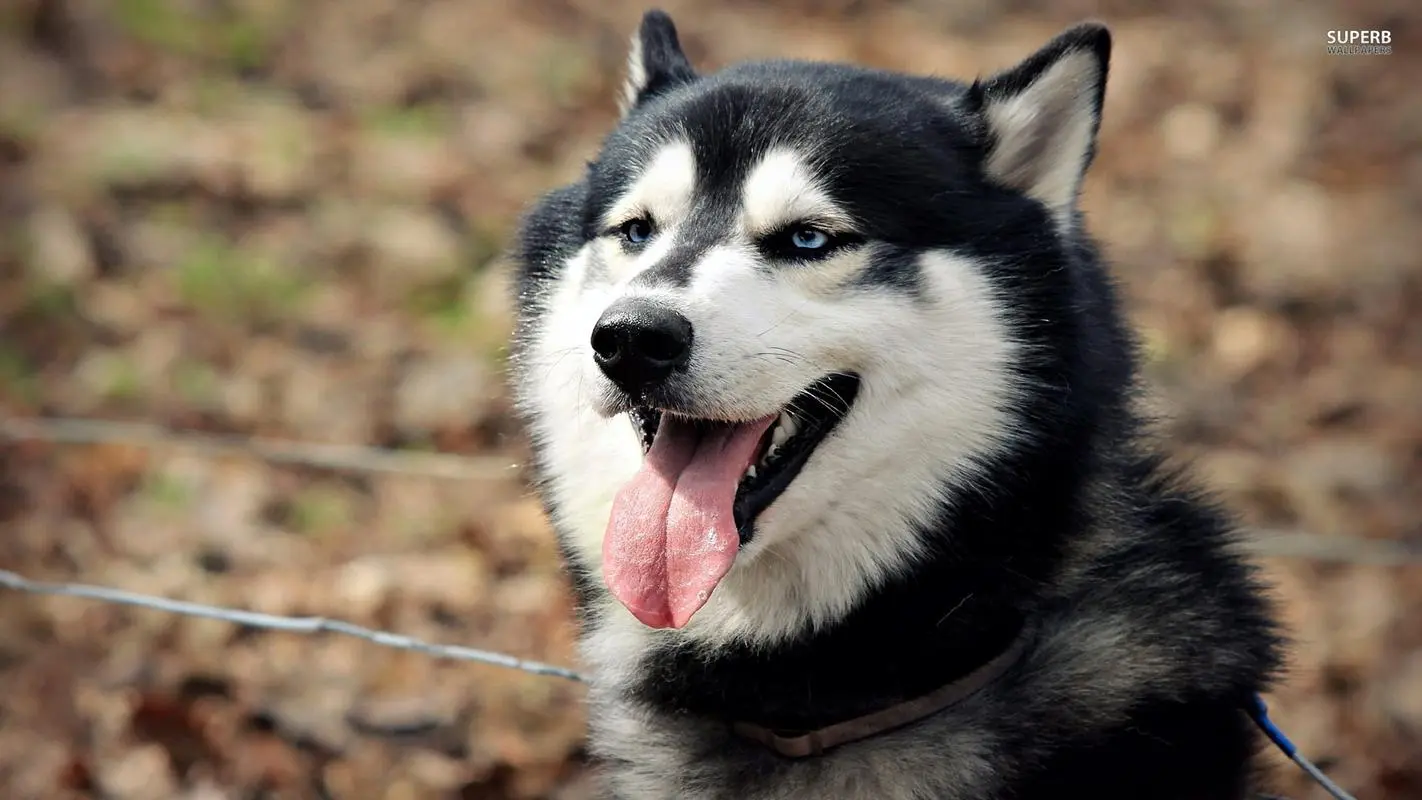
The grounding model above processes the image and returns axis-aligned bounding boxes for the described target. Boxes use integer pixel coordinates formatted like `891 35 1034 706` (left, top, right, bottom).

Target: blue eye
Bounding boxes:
790 227 829 249
621 218 654 244
763 224 859 261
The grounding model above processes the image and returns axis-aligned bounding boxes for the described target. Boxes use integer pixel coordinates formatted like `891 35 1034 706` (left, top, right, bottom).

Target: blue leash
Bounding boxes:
1247 695 1358 800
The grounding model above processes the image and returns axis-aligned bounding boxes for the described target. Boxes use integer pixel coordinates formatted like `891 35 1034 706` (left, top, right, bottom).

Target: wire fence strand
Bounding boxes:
3 415 1418 566
0 414 1417 688
0 416 518 482
0 568 587 682
1241 529 1422 567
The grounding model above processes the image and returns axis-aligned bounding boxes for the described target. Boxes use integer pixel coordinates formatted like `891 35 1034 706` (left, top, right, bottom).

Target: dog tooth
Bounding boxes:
766 443 781 462
781 413 799 438
771 423 790 448
745 465 757 480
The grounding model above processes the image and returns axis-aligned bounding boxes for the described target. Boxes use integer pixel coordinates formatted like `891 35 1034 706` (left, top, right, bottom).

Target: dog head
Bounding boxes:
511 10 1114 647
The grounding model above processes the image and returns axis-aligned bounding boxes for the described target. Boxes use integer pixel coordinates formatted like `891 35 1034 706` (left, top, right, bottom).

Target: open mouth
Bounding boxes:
601 373 861 630
628 372 862 539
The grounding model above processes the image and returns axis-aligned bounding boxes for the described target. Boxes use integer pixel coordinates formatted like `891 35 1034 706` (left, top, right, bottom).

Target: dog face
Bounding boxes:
511 11 1112 647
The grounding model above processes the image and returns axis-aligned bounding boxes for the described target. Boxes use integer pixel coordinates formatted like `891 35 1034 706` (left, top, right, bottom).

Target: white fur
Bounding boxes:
741 148 856 236
597 141 698 289
585 680 1003 800
602 142 697 231
619 32 647 116
982 49 1100 229
521 145 1025 651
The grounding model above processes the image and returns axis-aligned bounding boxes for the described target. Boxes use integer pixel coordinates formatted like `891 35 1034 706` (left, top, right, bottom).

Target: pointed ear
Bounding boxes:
619 10 698 116
965 22 1111 227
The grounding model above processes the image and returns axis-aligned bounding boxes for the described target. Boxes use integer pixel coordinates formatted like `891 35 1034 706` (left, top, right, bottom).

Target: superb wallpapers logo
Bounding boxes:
1326 30 1393 55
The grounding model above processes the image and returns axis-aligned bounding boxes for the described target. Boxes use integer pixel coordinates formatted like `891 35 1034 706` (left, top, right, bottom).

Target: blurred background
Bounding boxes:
0 0 1418 798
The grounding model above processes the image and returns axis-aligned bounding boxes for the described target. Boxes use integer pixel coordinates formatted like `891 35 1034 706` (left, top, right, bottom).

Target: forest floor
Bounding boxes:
1 1 1418 797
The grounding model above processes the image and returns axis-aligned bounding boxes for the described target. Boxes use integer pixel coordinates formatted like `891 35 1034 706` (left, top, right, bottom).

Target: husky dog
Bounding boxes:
508 10 1283 799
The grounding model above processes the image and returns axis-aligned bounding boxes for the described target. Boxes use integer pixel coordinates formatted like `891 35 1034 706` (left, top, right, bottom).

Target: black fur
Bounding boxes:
509 10 1284 799
626 9 698 110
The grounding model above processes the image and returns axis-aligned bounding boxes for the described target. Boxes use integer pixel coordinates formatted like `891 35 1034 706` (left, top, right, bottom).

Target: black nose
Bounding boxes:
591 297 694 396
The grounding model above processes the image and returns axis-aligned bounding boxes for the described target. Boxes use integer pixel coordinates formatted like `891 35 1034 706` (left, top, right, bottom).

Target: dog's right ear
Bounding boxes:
619 10 697 117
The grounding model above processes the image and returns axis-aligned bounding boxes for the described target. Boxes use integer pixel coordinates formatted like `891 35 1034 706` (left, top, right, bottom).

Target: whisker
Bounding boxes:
800 379 854 416
755 311 800 338
749 352 801 368
765 346 811 365
797 387 843 417
538 345 583 380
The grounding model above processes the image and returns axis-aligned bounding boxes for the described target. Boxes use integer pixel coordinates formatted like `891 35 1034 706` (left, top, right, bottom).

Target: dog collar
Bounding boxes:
731 625 1034 759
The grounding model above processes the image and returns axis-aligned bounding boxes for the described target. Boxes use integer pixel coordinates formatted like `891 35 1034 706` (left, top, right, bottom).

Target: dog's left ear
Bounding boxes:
965 22 1111 227
619 10 698 116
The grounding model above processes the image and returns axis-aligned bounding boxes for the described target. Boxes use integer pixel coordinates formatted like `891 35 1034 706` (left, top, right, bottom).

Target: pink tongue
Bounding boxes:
604 414 775 628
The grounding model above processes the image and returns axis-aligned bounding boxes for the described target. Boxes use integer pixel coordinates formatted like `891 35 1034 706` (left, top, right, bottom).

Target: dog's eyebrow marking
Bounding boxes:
602 140 697 230
740 148 855 236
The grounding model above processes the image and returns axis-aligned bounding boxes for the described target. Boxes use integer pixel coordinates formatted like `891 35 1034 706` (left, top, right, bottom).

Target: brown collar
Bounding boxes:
731 626 1034 759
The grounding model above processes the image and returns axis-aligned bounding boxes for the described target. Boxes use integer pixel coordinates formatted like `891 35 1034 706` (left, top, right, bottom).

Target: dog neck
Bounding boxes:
730 620 1035 757
621 542 1048 735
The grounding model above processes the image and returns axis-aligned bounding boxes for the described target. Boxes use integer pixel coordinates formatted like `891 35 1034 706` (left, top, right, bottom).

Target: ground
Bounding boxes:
0 1 1418 798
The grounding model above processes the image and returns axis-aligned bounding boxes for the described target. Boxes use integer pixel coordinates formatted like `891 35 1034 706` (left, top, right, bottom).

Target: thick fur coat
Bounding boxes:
508 10 1284 799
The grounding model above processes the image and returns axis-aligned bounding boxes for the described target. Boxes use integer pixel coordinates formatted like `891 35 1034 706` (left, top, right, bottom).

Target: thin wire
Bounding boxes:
0 417 518 482
0 565 1371 797
0 569 587 683
0 409 1415 780
1242 528 1422 568
1248 695 1357 800
0 574 1377 799
4 416 1420 567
